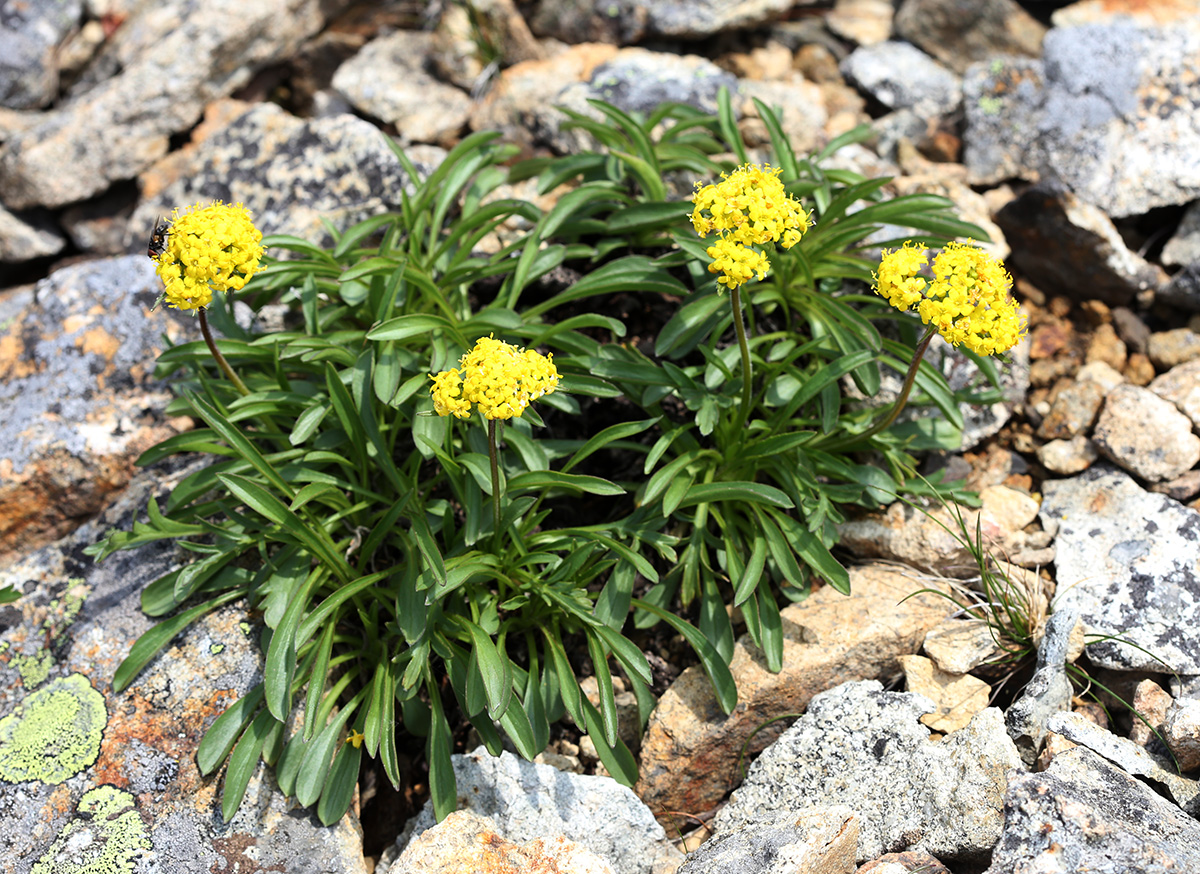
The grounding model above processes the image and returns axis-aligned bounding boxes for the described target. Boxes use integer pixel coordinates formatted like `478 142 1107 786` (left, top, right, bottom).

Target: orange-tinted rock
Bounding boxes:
634 565 954 818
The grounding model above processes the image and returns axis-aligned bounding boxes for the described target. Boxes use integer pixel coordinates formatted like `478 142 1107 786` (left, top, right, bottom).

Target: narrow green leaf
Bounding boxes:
113 588 247 693
632 598 737 715
561 418 658 474
461 618 512 720
427 679 457 822
318 740 363 825
675 481 793 510
221 708 274 822
197 684 266 776
506 471 623 497
732 536 768 607
263 567 323 721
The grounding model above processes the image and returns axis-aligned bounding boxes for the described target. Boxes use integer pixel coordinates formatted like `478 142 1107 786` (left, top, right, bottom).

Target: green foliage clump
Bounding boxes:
89 89 1007 823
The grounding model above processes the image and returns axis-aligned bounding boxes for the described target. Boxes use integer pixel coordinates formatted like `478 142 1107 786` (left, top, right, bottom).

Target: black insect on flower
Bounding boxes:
147 219 170 260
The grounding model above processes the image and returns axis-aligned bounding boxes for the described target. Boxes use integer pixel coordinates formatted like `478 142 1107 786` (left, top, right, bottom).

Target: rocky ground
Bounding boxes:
3 0 1200 872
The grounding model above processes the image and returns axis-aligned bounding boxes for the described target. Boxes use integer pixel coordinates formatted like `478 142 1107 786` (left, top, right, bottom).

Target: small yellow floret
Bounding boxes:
874 241 1026 356
706 237 771 290
153 201 265 311
429 335 560 421
347 729 365 749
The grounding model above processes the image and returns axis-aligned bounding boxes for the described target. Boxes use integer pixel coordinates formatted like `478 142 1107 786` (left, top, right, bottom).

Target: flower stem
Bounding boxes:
820 326 937 452
730 284 754 432
198 309 250 397
488 418 502 548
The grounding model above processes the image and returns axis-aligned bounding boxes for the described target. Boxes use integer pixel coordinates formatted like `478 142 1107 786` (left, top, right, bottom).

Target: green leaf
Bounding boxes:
632 598 737 715
318 740 363 825
263 567 322 721
367 313 464 345
732 536 768 608
427 678 457 822
461 618 512 720
221 707 275 822
113 588 247 693
197 684 266 776
506 471 624 497
674 481 793 510
295 702 358 808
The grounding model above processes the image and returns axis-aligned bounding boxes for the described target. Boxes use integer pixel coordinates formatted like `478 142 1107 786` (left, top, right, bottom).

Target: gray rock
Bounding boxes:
0 204 65 263
385 748 682 874
1150 358 1200 430
985 746 1200 874
1040 465 1200 673
894 0 1045 74
1162 201 1200 268
993 179 1167 306
1091 384 1200 482
131 103 439 253
0 465 368 873
710 681 1021 864
1005 608 1079 766
676 807 858 874
587 48 736 119
840 41 961 119
639 0 807 39
1036 434 1098 476
0 0 329 209
332 30 472 146
1148 328 1200 371
1046 711 1200 815
529 0 650 45
0 0 82 110
0 256 194 564
1035 379 1104 440
964 22 1200 217
1162 698 1200 772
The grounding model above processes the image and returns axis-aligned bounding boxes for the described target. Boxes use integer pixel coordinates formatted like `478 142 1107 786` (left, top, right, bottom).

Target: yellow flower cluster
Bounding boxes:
430 335 560 421
691 164 809 289
153 201 265 311
875 241 1026 356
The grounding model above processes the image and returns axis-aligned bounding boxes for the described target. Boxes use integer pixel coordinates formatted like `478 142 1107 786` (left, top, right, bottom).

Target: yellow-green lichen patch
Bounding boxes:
0 673 107 784
13 647 55 688
30 785 152 874
209 643 225 655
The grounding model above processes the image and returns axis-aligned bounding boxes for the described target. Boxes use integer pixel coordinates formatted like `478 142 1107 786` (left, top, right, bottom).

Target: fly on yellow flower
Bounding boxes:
429 335 560 421
691 163 810 290
875 241 1026 356
151 201 265 312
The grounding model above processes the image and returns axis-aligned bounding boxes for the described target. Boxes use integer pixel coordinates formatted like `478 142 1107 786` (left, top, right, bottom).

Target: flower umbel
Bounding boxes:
875 241 1026 356
691 164 810 290
430 335 560 420
153 201 265 311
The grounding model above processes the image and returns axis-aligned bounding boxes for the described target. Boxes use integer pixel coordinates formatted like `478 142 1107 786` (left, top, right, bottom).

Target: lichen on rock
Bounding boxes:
0 673 107 784
30 785 152 873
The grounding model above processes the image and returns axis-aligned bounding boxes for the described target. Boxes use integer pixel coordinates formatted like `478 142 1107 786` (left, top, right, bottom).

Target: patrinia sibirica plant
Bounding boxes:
88 91 1026 826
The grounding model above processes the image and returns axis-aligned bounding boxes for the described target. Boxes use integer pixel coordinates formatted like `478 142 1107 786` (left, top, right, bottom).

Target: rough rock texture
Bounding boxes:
133 101 437 253
1162 698 1200 772
897 655 990 733
332 30 472 146
964 21 1200 217
1046 711 1200 815
0 208 65 262
994 180 1167 306
676 808 858 874
0 0 83 110
0 465 368 873
1041 465 1200 673
1150 358 1200 429
921 619 1001 674
1148 328 1200 370
894 0 1044 73
635 565 955 817
839 42 960 119
384 748 681 874
395 809 617 874
711 681 1022 864
1004 608 1079 765
1091 384 1200 482
0 256 193 566
984 746 1200 874
1131 679 1175 747
0 0 329 209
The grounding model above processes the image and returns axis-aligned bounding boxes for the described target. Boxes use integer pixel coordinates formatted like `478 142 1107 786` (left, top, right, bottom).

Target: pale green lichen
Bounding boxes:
0 673 107 783
209 643 225 655
30 785 152 874
13 647 54 688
